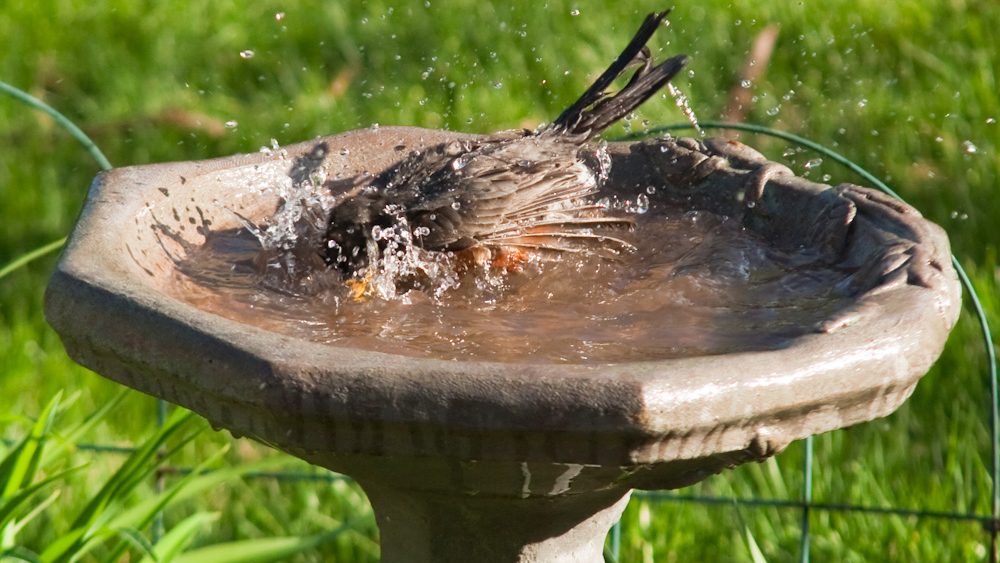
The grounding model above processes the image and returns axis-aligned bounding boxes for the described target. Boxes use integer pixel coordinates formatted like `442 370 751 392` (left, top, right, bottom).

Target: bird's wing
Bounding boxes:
406 139 635 257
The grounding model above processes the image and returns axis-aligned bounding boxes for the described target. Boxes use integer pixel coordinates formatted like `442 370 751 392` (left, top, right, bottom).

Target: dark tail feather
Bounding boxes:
552 10 688 137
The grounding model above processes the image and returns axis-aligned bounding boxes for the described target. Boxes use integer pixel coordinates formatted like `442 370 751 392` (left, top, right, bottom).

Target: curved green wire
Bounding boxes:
628 120 1000 536
0 80 113 280
0 238 67 279
0 80 112 170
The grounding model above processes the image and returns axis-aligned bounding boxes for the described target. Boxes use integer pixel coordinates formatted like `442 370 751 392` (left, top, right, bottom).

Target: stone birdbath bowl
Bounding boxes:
45 127 960 562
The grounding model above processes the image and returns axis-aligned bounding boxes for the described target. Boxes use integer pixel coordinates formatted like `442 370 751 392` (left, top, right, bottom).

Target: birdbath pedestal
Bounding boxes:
45 127 960 562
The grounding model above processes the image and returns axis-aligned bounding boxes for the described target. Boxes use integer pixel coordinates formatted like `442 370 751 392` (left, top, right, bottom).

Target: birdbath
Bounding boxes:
45 127 960 562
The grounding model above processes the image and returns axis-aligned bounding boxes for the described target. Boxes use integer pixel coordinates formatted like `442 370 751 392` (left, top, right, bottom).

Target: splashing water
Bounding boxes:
228 143 343 293
228 135 646 306
667 83 703 136
348 205 462 302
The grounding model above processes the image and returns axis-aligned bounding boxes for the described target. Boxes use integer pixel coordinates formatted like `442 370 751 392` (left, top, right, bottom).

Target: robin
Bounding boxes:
324 10 688 298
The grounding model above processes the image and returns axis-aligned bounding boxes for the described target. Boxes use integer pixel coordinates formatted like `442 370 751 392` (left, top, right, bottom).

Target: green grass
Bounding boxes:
2 0 997 560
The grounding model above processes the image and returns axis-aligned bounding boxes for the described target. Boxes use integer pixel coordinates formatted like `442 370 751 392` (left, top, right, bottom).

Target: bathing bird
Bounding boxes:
324 10 687 286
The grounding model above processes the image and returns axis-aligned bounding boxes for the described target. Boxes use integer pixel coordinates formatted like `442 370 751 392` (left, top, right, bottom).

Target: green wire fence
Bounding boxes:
3 82 998 562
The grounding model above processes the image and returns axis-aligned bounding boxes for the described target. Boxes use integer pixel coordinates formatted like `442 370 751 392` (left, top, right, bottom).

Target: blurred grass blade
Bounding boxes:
69 409 195 530
98 445 232 561
40 409 196 562
138 513 220 563
744 524 769 563
42 389 127 465
0 393 63 499
4 490 60 542
0 545 41 562
37 527 85 563
107 454 288 534
169 526 352 563
729 495 768 563
101 455 293 562
44 413 291 562
114 526 158 559
0 466 84 530
106 445 230 531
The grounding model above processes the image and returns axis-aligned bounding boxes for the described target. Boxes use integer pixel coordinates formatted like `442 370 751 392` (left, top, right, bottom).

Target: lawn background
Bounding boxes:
1 0 998 560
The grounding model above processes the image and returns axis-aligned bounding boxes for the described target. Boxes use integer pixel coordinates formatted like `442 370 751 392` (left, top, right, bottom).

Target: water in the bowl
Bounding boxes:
166 198 851 363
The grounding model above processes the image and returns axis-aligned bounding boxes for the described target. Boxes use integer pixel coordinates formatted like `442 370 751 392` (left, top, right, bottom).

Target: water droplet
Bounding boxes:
451 201 461 210
225 120 239 129
371 226 383 240
987 117 996 124
275 12 285 22
740 79 752 88
857 98 867 108
645 185 656 195
259 139 283 156
492 81 503 89
635 193 649 214
821 174 832 182
935 136 944 143
570 7 580 16
239 50 255 60
340 148 350 156
961 140 977 154
803 158 823 170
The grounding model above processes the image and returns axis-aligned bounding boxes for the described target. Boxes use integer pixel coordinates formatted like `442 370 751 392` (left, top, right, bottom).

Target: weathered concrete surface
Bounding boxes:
45 127 962 562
